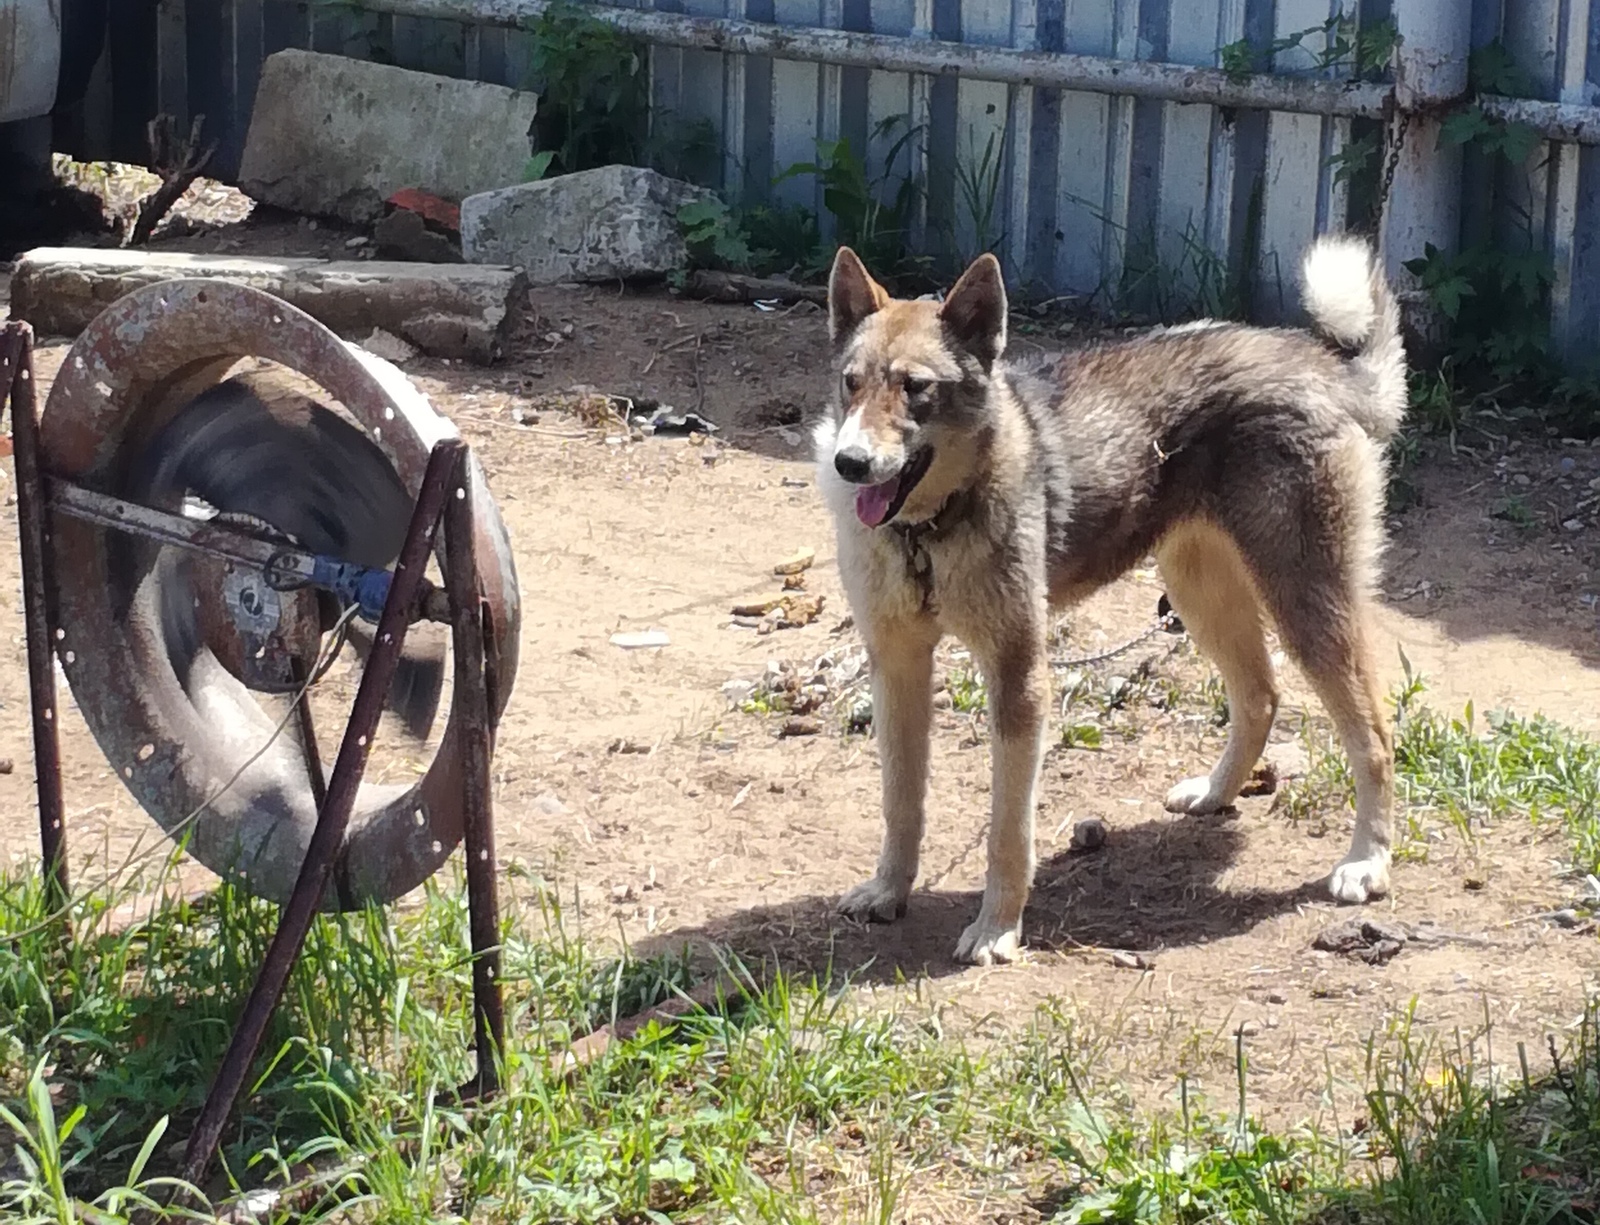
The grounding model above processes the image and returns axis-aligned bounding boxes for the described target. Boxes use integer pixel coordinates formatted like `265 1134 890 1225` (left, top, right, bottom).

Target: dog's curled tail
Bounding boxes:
1300 234 1407 442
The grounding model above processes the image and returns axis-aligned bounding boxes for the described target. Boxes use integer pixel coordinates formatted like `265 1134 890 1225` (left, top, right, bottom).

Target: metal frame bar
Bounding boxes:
47 479 454 624
350 0 1600 141
444 451 506 1099
5 322 69 918
179 438 466 1184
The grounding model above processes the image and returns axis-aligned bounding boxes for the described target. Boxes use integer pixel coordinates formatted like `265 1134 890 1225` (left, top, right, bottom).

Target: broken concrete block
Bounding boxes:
460 165 714 284
238 49 538 224
10 247 526 363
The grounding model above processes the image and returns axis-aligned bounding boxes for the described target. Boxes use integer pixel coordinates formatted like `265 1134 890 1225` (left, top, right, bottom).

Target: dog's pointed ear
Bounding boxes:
829 246 890 345
939 253 1008 369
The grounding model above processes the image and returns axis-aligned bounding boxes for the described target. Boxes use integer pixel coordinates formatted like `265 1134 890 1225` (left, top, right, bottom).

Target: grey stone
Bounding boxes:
11 248 525 363
460 165 714 284
1070 817 1107 852
239 50 538 224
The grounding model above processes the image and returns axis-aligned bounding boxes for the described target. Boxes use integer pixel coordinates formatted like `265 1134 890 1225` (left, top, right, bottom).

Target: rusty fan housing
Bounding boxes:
40 279 521 907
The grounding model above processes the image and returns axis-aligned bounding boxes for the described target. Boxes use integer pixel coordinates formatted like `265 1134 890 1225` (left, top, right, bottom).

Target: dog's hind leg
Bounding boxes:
839 618 941 924
1273 599 1394 902
954 627 1049 965
1155 524 1280 815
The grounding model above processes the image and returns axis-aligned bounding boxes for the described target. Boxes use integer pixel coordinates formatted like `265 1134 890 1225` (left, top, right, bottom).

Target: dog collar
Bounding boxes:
889 488 971 612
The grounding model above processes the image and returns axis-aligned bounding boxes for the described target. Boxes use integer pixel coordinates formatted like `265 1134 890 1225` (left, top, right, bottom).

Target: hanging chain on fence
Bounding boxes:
1368 100 1413 231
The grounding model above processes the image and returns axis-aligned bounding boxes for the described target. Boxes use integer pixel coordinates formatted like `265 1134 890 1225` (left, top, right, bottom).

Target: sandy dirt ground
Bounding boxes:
2 193 1599 1136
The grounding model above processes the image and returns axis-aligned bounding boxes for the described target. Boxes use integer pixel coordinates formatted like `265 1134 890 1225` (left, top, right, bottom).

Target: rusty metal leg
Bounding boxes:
291 662 330 816
444 451 505 1099
5 322 70 919
180 438 465 1187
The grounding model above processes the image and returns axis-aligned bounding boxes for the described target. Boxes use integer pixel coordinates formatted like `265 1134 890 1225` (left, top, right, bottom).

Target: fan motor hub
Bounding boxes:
191 555 325 693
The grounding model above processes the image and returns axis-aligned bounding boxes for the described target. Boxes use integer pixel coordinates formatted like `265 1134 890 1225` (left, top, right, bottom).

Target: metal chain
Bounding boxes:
1051 612 1181 670
1369 103 1412 231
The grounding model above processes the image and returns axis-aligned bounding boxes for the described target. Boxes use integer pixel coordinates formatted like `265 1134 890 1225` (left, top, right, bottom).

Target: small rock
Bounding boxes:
932 691 954 711
845 694 873 732
1463 874 1487 891
0 759 13 775
1266 990 1287 1005
358 327 417 363
1070 817 1107 852
779 716 822 738
611 883 637 903
1110 951 1154 970
1270 745 1313 785
533 792 568 817
1552 908 1582 928
1564 518 1585 533
1514 473 1532 486
512 406 541 426
1236 1020 1261 1037
1561 456 1577 473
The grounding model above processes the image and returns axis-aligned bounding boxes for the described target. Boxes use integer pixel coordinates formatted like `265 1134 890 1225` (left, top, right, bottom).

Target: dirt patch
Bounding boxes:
3 214 1599 1134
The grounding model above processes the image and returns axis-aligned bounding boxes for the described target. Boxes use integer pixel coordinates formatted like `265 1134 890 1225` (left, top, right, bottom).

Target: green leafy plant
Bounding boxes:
951 125 1008 265
522 0 649 176
777 117 922 277
678 197 760 270
1219 14 1397 83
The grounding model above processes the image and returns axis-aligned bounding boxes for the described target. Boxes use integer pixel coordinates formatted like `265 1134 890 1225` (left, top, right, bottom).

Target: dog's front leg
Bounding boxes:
838 624 938 923
955 632 1048 965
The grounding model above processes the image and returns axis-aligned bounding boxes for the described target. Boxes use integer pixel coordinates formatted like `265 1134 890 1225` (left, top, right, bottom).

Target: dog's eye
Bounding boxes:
843 372 862 394
903 376 931 396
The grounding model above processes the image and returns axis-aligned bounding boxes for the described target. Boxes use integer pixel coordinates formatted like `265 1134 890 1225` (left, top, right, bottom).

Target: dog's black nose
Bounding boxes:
834 447 872 483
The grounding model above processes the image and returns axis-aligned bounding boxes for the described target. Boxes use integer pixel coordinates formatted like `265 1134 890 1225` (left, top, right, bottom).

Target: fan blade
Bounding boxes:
128 368 414 567
126 368 442 733
346 622 447 740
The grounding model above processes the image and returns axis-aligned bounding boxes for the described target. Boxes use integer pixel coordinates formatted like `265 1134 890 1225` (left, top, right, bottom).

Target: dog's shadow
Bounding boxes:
638 811 1326 985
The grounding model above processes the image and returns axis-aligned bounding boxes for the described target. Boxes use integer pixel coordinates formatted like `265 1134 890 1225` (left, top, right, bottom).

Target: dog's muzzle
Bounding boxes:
836 445 933 527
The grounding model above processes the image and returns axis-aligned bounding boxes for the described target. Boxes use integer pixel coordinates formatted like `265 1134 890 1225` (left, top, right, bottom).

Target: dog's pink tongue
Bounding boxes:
855 477 900 527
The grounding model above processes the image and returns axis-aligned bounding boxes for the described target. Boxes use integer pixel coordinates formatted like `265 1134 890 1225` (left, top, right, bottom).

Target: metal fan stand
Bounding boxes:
0 317 507 1188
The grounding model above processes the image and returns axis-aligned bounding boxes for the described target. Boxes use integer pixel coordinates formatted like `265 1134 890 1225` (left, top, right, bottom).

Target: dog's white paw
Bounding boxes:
1164 775 1230 815
1329 852 1391 904
953 915 1023 965
837 876 910 924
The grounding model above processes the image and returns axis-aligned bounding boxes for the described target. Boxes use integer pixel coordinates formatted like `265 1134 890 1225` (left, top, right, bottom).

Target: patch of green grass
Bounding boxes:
945 664 988 715
5 848 1600 1222
1273 652 1600 879
10 655 1600 1220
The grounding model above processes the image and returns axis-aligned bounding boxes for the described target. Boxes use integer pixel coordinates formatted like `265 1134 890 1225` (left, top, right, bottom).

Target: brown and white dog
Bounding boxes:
814 237 1407 964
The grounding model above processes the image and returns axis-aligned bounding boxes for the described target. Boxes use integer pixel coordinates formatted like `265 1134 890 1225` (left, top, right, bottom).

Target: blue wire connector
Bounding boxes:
309 556 395 623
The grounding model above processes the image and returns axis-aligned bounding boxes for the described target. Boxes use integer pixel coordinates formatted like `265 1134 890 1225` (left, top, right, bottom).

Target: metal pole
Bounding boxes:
180 438 465 1186
443 451 505 1099
5 322 70 918
1381 0 1471 284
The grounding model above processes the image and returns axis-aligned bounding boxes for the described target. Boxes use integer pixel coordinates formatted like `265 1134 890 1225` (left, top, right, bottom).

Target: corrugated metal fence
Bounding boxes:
57 0 1600 352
